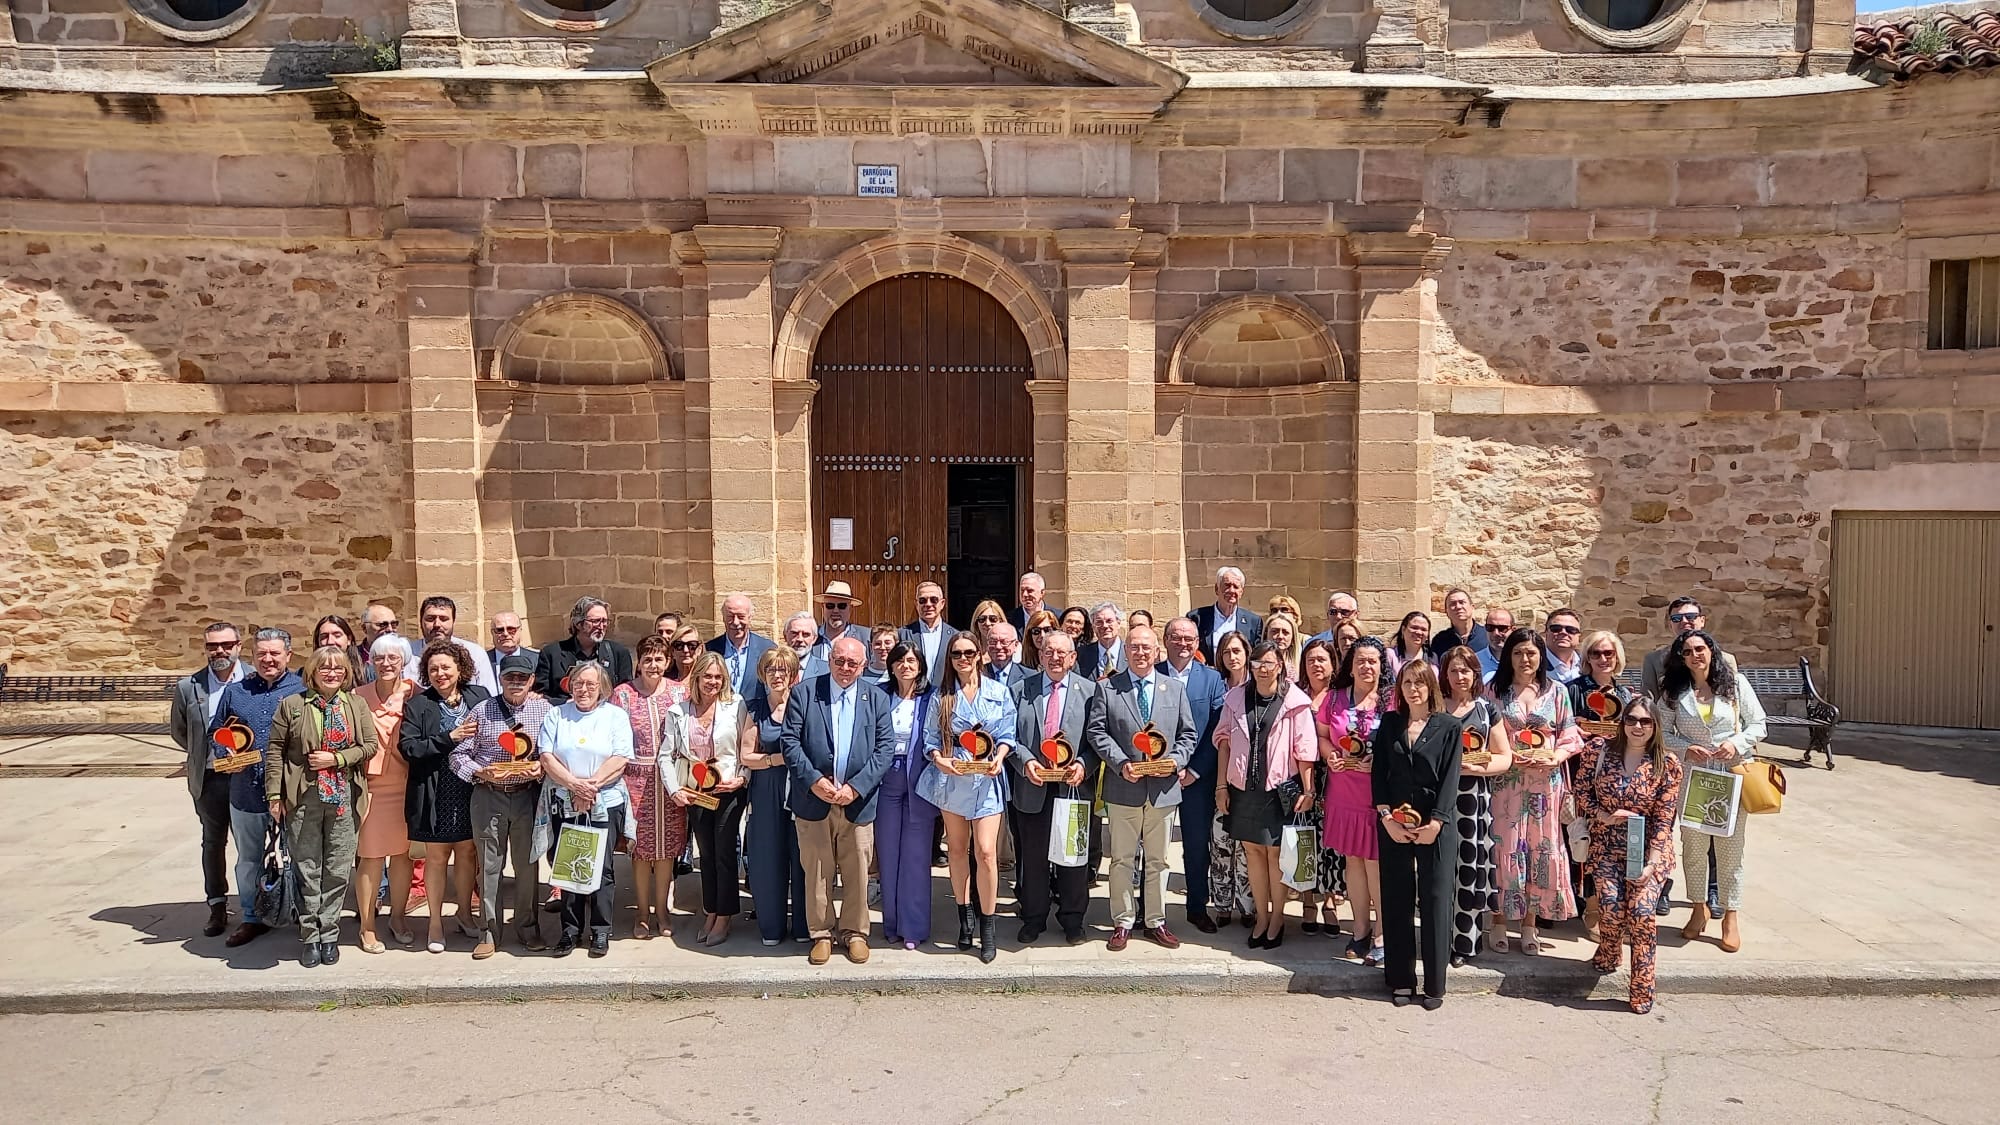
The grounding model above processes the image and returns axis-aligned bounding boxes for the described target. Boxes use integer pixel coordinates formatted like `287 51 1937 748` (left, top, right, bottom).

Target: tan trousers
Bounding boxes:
1107 802 1173 929
798 806 875 941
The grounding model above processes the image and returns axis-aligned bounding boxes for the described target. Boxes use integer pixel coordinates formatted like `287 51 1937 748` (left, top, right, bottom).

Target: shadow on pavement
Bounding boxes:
91 902 291 970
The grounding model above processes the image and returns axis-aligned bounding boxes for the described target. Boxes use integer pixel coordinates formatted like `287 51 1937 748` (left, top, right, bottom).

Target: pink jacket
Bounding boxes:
1218 682 1319 790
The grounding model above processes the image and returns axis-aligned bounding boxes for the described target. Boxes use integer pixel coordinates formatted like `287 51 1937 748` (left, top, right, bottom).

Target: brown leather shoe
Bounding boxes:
1147 925 1182 950
1107 926 1130 952
472 941 496 960
203 904 229 938
845 935 870 964
808 938 832 965
225 922 269 948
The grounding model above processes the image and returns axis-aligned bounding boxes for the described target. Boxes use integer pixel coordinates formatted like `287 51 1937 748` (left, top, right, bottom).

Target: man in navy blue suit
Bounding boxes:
706 593 776 703
1188 566 1263 665
1159 615 1228 933
896 580 958 691
781 636 895 966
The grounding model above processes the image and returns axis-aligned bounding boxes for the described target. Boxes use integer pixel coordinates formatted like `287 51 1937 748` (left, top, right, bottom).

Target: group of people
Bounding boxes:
171 571 1766 1012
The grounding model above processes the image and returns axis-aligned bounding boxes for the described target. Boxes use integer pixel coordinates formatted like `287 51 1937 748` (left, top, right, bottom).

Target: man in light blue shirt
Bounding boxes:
706 593 776 701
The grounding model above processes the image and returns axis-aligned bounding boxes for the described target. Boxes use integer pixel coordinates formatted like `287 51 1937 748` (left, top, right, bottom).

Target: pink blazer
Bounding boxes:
1218 682 1319 790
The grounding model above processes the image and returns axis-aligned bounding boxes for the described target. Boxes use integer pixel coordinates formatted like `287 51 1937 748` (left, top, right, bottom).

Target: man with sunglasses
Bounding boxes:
897 580 959 691
361 602 416 685
487 611 536 685
1641 597 1735 698
1308 591 1360 646
1542 609 1585 685
170 621 250 939
1473 605 1513 681
811 581 871 659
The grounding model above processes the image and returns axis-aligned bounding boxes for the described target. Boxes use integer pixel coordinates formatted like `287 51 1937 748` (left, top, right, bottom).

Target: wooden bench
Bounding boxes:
1613 657 1838 769
0 663 179 737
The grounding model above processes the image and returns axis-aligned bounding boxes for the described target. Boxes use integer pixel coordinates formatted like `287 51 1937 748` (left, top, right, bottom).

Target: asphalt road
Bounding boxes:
8 994 1995 1123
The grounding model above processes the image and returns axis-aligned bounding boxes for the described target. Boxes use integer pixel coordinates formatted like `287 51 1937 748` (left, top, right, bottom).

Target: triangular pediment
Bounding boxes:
647 0 1185 93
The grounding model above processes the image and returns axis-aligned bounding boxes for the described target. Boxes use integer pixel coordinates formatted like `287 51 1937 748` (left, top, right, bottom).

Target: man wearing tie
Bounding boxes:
897 580 958 690
1189 566 1263 665
706 593 776 702
781 637 896 965
983 621 1027 692
1159 615 1229 934
1086 624 1198 950
1009 630 1095 944
1006 571 1047 636
1077 601 1125 681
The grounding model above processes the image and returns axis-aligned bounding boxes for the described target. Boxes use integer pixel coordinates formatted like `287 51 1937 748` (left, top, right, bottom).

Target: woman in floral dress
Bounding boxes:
611 635 688 939
1485 629 1581 955
1577 696 1682 1013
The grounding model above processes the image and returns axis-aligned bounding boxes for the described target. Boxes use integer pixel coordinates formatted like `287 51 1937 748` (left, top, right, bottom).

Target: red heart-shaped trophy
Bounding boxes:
212 720 252 753
1390 804 1424 828
497 728 531 760
1585 690 1623 722
959 727 994 760
1131 726 1166 759
558 674 571 695
1515 728 1549 751
690 759 718 792
1337 732 1367 757
1461 727 1486 753
1040 735 1073 768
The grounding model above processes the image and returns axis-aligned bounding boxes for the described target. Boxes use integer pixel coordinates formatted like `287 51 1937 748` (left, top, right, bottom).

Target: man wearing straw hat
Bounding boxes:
811 580 871 663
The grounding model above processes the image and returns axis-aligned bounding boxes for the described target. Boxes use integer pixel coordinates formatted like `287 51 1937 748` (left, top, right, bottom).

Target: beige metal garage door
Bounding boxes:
1830 512 2000 728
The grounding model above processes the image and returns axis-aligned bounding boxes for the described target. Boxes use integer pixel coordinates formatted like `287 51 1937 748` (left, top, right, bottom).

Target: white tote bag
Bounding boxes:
549 821 610 894
1048 794 1089 868
1280 823 1319 891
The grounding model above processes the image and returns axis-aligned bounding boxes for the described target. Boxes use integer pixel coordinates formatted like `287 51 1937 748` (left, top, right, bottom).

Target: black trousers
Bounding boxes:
557 811 620 941
193 769 232 905
1009 800 1089 933
1378 826 1453 998
690 789 749 917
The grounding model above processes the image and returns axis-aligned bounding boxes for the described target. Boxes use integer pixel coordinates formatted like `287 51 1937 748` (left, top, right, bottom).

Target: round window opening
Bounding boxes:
1190 0 1318 41
127 0 260 41
1558 0 1703 48
517 0 634 32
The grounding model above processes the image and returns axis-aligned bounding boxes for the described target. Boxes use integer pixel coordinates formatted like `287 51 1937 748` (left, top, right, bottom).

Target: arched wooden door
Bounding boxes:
811 274 1034 626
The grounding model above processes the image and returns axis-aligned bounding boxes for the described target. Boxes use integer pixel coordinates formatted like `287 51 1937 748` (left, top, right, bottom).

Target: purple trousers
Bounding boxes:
877 760 939 945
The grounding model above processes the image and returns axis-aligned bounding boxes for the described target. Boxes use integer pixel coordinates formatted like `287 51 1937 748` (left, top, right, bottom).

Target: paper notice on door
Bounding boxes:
828 518 854 552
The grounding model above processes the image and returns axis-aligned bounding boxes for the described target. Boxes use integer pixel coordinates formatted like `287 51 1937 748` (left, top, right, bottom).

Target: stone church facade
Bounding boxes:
2 1 1997 722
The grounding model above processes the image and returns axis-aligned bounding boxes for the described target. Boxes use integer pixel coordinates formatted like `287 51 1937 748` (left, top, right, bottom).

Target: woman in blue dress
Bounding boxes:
917 634 1019 963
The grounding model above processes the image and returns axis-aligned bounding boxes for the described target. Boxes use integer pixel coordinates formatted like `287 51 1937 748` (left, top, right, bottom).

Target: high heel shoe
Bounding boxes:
1719 910 1741 953
957 904 976 951
1681 903 1711 941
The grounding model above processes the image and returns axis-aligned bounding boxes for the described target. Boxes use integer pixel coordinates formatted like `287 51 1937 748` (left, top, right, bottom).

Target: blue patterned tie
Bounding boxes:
1138 677 1152 724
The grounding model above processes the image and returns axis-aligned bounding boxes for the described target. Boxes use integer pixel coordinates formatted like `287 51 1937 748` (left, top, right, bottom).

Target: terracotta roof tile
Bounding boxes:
1854 10 2000 77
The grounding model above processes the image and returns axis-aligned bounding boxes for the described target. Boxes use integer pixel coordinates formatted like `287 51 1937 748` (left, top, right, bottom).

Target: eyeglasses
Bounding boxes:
1669 612 1701 623
1330 607 1356 618
671 641 700 651
493 625 519 634
1029 626 1052 636
916 596 942 605
203 641 240 651
1587 648 1617 659
1488 624 1513 634
1623 716 1656 728
583 616 610 626
371 619 398 629
1546 624 1580 636
950 649 979 660
822 601 849 611
975 615 999 625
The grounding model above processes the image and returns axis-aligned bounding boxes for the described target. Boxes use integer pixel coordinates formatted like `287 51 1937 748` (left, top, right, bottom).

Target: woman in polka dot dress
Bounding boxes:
1437 645 1511 965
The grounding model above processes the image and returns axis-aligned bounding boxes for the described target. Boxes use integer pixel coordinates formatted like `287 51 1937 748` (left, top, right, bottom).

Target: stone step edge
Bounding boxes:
4 959 1998 1014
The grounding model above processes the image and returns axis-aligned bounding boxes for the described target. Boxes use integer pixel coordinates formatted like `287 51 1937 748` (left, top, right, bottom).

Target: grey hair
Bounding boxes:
784 611 818 634
1164 615 1199 637
568 596 610 633
1329 591 1358 608
1214 566 1245 586
567 660 609 691
1089 600 1123 622
1019 571 1045 589
253 627 293 650
368 633 412 662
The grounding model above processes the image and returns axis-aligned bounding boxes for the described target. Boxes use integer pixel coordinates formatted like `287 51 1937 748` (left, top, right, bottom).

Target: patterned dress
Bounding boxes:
1449 696 1501 960
612 679 689 863
1578 738 1683 1012
1489 683 1582 922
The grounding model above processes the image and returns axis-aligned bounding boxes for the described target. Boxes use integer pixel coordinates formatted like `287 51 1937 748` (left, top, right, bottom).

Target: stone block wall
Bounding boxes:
0 409 406 673
0 234 400 384
1155 235 1356 384
1177 384 1355 613
399 140 696 204
1430 403 2000 669
8 0 402 47
453 0 716 68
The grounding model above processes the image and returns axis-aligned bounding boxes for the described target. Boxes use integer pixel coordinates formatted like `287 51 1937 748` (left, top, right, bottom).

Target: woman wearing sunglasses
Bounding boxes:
968 599 1008 651
1022 609 1060 673
917 633 1019 962
1576 696 1682 1013
662 625 702 707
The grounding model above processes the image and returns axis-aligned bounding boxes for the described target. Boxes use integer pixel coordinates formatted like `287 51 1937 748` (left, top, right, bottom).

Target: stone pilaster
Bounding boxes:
392 227 483 618
687 225 785 623
1056 228 1149 612
1362 0 1429 72
1348 231 1452 630
1131 233 1186 614
401 0 465 69
1024 378 1069 605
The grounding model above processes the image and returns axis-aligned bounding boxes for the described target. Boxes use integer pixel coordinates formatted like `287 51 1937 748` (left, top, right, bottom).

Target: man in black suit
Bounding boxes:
706 592 776 702
897 580 958 691
1189 566 1263 665
1006 570 1048 636
781 636 896 966
1008 630 1096 944
533 595 634 703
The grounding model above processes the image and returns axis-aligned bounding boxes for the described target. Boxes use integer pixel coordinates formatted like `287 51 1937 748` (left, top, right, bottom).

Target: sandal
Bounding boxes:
1486 925 1510 954
1521 929 1545 956
634 920 652 941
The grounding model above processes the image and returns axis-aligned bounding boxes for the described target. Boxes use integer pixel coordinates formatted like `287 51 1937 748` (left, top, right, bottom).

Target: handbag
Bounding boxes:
1047 793 1089 868
253 821 299 927
1725 699 1784 815
1280 819 1319 891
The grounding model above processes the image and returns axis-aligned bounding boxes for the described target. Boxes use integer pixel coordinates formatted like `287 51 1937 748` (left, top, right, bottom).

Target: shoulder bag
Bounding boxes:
1725 697 1785 815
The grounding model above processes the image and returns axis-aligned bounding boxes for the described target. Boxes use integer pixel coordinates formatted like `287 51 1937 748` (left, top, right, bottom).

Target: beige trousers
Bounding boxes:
799 806 875 941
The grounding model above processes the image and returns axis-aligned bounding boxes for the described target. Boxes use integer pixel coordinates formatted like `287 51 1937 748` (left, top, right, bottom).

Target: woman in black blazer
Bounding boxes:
400 640 492 953
1372 657 1463 1009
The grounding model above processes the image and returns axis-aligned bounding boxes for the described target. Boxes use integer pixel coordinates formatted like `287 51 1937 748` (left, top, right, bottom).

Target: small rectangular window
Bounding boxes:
1928 256 2000 350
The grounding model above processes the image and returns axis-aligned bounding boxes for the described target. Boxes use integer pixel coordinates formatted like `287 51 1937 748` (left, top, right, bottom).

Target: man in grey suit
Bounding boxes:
897 580 958 690
1008 630 1096 944
169 621 249 938
781 636 896 966
1085 624 1198 950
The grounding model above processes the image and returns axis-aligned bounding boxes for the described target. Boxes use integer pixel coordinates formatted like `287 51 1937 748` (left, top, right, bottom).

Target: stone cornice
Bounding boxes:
0 84 381 153
1348 231 1453 271
1054 227 1145 263
390 227 480 265
0 197 384 241
332 71 701 142
690 224 785 263
705 194 1133 233
650 83 1175 140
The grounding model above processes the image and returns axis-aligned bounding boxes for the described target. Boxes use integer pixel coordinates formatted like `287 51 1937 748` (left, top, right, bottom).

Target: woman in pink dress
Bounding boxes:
1321 636 1392 967
612 635 689 939
355 636 415 952
1486 628 1583 955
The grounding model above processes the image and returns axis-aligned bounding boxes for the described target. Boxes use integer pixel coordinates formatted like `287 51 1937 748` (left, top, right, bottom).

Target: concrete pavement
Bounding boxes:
1 725 1997 1011
7 995 1998 1124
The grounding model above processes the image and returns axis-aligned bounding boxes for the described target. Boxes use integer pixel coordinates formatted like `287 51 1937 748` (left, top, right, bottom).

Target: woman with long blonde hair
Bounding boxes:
668 650 750 946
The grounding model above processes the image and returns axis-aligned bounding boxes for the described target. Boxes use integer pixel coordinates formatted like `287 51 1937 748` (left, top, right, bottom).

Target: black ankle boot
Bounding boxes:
957 904 976 950
979 910 998 964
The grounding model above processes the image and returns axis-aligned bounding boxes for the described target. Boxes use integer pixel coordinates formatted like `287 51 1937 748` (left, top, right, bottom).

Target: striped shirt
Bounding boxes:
450 691 554 784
